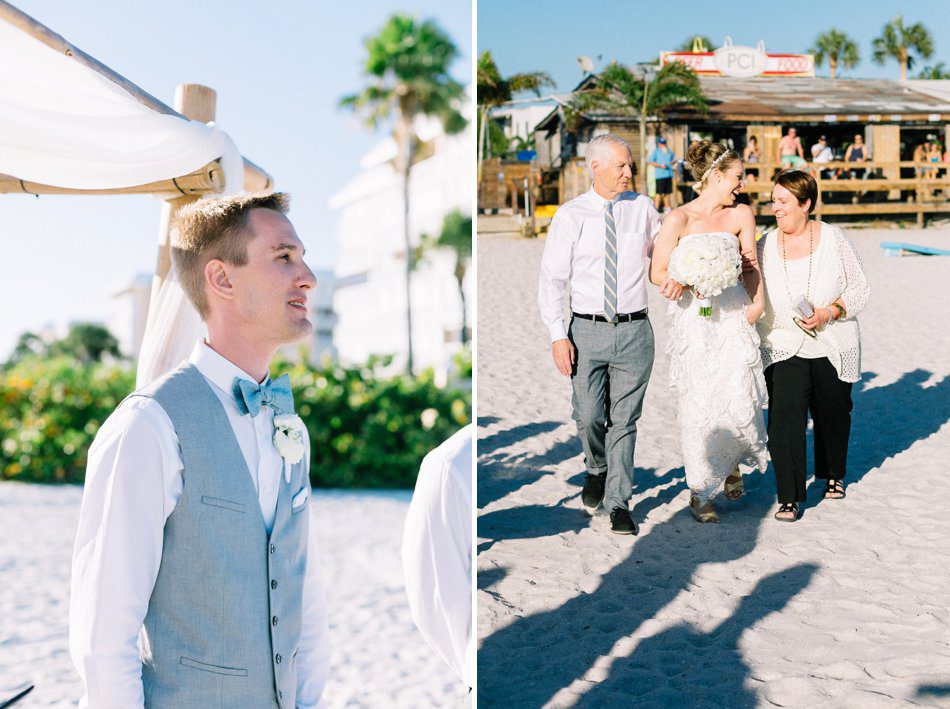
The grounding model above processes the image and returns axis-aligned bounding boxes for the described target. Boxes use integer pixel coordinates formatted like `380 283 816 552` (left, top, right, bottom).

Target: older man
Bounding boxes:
70 193 329 708
539 134 681 534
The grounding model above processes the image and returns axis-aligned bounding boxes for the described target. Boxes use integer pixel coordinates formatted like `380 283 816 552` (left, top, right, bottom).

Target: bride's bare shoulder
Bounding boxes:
665 207 690 229
727 202 755 221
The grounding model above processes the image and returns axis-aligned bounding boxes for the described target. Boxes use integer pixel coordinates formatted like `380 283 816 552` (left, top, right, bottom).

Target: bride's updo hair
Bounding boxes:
687 140 740 193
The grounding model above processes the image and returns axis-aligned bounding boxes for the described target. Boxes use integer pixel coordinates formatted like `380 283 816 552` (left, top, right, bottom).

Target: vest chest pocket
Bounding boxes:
180 656 248 676
291 486 309 514
200 496 246 513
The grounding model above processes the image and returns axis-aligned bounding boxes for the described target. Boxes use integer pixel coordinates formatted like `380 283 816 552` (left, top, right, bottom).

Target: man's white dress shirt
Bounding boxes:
70 341 329 708
401 424 473 689
539 188 662 342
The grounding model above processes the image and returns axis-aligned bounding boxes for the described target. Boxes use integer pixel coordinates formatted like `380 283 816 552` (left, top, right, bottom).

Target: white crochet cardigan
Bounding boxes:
756 222 869 382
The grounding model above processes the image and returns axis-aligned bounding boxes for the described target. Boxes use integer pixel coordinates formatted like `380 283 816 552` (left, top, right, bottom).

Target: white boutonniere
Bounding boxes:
273 414 306 481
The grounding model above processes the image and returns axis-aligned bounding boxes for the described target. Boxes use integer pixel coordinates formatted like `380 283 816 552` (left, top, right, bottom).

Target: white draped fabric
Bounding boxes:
0 15 246 386
402 425 474 689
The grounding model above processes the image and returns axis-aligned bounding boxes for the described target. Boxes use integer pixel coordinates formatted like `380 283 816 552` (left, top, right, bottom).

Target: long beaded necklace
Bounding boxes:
780 220 814 302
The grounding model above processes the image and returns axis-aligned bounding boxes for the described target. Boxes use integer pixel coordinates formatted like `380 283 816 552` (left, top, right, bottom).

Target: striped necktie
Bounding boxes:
604 199 618 321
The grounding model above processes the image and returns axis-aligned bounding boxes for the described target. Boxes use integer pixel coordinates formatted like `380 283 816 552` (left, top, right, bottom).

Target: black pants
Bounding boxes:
764 357 853 504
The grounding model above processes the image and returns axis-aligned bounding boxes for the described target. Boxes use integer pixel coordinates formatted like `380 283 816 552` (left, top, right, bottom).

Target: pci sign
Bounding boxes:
661 36 814 77
714 40 768 77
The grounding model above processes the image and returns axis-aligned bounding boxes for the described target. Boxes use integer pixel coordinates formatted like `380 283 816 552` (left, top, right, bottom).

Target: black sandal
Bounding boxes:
823 480 846 499
774 502 799 522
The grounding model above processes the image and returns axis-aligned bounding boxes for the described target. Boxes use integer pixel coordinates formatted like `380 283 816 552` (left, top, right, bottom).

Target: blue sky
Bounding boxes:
1 0 471 359
478 0 949 92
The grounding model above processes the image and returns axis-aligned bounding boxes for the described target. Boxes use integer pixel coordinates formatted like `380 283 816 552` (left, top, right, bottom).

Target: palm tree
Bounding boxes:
477 51 554 181
809 29 860 78
574 61 707 185
420 210 472 346
340 15 466 375
872 14 934 82
916 62 950 80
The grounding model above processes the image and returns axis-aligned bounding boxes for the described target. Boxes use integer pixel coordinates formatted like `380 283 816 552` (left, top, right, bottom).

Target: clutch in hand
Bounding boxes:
791 295 817 338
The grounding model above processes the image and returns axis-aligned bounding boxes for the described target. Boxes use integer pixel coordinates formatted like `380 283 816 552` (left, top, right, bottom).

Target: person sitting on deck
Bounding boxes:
778 127 806 170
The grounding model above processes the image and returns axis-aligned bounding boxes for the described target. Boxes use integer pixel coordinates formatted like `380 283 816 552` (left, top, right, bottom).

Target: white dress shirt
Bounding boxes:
401 424 473 689
70 341 329 708
539 187 662 341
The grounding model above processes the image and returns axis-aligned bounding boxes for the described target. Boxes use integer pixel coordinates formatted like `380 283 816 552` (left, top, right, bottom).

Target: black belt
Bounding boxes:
572 310 647 323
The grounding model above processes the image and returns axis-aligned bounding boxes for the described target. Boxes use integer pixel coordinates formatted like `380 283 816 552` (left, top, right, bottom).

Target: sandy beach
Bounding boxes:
0 485 467 708
477 226 950 707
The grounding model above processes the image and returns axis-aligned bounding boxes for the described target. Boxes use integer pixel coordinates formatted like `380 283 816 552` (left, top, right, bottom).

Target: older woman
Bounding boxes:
757 170 869 521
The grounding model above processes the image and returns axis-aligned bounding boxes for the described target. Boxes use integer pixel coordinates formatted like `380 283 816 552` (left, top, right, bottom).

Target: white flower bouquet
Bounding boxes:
668 233 741 316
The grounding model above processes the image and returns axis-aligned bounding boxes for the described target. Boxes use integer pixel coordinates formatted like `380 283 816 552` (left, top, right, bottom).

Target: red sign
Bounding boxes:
661 38 814 78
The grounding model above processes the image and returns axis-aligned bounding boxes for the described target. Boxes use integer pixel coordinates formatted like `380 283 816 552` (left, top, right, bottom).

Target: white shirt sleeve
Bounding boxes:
646 201 662 257
401 429 473 688
294 432 330 709
69 397 182 709
538 209 575 341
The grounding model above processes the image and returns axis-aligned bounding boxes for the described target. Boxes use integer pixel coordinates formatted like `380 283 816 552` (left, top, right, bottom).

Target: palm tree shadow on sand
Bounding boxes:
478 428 685 554
477 369 950 705
477 419 565 510
576 564 819 708
789 368 950 514
477 466 684 556
478 427 779 707
847 369 950 481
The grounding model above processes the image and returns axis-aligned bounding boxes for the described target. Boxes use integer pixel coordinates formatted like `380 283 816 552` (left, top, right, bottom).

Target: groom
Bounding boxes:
70 193 329 708
539 135 681 534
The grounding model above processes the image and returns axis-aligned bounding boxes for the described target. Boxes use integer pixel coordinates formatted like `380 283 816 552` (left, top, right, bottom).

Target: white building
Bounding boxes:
330 108 473 374
488 95 564 144
108 273 152 358
287 268 336 364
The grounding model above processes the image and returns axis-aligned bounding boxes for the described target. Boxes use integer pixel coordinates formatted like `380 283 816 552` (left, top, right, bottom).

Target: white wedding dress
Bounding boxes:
666 233 768 501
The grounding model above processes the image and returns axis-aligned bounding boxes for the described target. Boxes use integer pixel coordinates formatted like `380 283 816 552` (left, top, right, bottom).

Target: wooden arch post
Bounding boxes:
152 84 218 292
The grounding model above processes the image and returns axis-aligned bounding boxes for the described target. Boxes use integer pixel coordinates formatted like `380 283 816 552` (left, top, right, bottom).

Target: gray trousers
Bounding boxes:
569 315 654 512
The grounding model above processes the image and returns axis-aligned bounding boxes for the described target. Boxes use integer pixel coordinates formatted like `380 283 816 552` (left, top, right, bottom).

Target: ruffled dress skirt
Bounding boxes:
666 283 769 501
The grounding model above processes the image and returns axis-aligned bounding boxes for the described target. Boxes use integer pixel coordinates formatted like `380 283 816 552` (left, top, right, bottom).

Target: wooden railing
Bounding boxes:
741 160 950 226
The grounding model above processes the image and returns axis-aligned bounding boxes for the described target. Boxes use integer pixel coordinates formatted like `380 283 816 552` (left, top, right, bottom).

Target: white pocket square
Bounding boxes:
291 486 310 510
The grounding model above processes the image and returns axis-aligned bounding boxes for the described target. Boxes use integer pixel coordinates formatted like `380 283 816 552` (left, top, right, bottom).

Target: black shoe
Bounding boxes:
609 506 638 535
581 473 606 509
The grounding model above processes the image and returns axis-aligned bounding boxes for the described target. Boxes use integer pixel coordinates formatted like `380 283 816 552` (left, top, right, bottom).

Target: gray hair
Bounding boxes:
586 134 632 170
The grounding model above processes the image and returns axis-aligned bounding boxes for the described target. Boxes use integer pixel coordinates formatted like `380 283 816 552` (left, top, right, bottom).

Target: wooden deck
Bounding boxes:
740 160 950 226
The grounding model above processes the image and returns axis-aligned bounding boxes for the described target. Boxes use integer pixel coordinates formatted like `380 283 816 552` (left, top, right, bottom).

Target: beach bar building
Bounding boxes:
508 43 950 225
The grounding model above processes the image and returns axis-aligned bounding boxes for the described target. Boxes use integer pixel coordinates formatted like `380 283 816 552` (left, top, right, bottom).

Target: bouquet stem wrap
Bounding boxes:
698 297 712 317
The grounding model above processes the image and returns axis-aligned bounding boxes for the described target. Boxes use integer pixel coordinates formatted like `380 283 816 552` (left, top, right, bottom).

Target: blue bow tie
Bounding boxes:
233 374 294 417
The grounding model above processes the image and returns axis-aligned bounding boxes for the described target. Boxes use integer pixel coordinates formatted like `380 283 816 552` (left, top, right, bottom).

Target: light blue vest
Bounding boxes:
133 364 309 709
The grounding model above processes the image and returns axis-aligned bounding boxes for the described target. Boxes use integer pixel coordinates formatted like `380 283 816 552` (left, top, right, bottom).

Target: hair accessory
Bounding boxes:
693 151 731 193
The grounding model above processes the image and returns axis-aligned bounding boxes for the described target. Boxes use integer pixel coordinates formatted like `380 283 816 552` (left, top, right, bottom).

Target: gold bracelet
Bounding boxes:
830 302 845 320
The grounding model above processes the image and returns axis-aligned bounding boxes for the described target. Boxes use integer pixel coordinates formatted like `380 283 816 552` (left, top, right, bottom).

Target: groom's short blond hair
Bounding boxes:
172 192 290 319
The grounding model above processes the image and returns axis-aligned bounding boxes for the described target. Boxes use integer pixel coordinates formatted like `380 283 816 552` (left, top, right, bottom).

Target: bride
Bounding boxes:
650 140 768 523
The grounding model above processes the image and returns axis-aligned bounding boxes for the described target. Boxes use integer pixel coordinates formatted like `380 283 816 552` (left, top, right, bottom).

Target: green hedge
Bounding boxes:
276 355 470 487
0 356 135 483
0 355 471 488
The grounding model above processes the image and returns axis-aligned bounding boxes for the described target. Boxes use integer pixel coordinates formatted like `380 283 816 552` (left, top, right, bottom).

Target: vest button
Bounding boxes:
272 615 279 626
275 653 282 664
270 543 276 554
271 579 278 589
